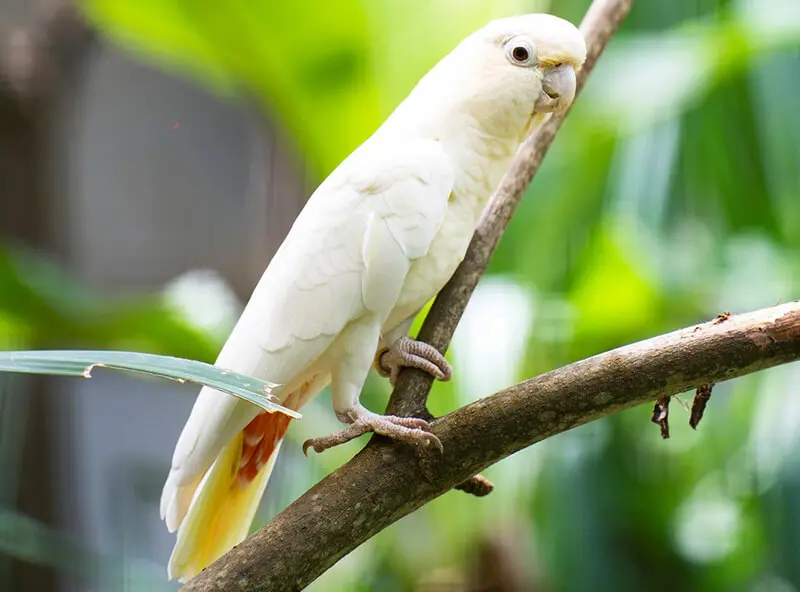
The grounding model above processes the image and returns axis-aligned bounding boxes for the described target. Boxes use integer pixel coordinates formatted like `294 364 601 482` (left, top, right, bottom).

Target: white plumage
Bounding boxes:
162 13 586 581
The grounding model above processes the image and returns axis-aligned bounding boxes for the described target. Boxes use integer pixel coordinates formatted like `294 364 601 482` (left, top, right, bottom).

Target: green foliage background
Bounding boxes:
2 0 800 589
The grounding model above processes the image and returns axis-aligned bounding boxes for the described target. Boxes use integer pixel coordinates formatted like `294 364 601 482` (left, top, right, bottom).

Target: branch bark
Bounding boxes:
185 303 800 592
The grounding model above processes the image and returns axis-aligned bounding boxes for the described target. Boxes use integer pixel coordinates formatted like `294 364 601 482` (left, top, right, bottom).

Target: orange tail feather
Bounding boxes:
168 411 292 582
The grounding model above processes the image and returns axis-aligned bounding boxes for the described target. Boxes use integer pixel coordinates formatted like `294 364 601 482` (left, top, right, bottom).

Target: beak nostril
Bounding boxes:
543 83 560 100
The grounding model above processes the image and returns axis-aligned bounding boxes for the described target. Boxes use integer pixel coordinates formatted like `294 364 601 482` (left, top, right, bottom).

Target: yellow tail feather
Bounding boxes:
167 432 282 582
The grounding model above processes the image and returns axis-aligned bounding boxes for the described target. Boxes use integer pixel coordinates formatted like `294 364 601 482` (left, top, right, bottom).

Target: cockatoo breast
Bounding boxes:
381 102 535 332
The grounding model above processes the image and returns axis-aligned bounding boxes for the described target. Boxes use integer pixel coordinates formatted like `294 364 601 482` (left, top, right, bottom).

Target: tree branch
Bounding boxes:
184 302 800 591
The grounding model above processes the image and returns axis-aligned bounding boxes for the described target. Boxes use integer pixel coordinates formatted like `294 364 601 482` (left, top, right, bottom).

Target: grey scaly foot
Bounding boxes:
302 404 443 455
375 336 453 386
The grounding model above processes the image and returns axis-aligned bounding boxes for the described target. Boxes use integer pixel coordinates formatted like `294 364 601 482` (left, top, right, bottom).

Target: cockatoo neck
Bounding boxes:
384 59 538 144
373 68 540 223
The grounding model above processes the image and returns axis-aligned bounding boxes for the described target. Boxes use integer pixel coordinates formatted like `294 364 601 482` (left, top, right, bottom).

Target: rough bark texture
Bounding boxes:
183 303 800 592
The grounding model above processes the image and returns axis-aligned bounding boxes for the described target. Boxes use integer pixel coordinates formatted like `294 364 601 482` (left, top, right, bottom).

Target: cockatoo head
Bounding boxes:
467 14 585 115
409 14 586 140
484 14 585 110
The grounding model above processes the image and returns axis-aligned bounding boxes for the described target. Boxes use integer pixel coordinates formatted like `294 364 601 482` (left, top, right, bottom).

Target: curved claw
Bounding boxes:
302 421 367 456
303 438 330 456
417 430 444 454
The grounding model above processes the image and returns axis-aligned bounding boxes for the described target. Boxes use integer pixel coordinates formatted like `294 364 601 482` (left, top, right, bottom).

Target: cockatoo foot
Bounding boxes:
302 405 443 455
375 336 453 386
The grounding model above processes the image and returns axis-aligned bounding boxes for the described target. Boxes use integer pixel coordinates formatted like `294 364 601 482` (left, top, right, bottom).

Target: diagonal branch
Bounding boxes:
184 302 800 592
386 0 636 420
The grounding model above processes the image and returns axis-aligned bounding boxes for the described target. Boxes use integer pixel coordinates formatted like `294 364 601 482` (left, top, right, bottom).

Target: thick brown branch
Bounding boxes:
184 303 800 592
386 0 636 419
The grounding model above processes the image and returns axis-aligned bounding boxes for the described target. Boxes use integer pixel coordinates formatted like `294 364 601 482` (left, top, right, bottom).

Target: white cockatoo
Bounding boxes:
162 13 585 581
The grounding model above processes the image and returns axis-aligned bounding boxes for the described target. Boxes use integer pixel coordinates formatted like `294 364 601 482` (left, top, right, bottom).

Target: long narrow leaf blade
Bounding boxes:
0 350 299 418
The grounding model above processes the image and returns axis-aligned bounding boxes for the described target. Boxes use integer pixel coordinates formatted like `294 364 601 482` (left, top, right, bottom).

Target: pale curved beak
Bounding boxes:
534 64 577 115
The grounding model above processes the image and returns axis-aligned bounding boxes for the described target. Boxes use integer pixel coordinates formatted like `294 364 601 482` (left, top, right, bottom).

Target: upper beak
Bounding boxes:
534 64 577 115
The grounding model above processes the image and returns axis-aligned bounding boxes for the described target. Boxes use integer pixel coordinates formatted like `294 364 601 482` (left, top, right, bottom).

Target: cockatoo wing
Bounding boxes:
161 138 454 532
261 138 455 351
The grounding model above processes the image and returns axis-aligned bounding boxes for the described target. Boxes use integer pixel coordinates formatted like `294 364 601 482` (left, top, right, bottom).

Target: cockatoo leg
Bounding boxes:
302 403 442 455
302 319 444 455
375 336 453 386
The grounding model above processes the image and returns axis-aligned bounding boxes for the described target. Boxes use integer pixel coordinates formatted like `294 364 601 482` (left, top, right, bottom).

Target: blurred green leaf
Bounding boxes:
0 350 299 417
568 222 663 354
79 0 538 176
0 246 219 361
79 0 379 176
583 13 800 132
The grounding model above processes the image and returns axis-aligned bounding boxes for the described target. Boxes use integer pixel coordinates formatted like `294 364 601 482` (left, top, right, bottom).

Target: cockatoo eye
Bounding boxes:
504 37 536 67
512 46 530 61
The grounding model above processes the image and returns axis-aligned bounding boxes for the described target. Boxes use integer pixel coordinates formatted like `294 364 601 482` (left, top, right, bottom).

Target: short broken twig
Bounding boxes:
690 383 715 430
651 396 671 439
455 474 495 497
713 312 732 325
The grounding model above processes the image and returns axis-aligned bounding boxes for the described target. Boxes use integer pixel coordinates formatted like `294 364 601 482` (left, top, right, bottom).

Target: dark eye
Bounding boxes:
504 37 536 66
512 46 530 62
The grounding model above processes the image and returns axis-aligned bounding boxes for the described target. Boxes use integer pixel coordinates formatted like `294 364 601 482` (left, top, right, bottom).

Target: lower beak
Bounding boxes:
534 64 577 115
